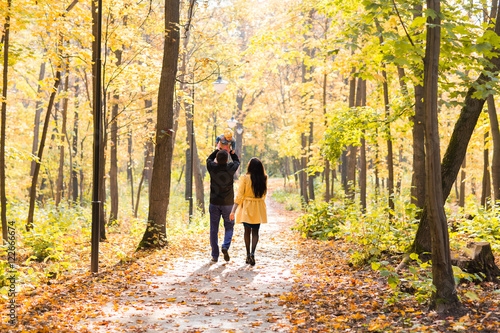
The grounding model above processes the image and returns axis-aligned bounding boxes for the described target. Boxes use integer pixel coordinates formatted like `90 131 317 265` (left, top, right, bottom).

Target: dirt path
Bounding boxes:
84 181 302 332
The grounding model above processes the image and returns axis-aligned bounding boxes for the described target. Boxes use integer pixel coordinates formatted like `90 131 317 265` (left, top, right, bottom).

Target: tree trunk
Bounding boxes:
31 62 46 178
71 79 80 203
411 4 426 210
98 89 107 240
359 79 367 211
322 73 330 202
341 150 347 193
308 121 315 201
376 21 394 219
134 145 151 218
423 0 460 311
109 49 122 224
381 65 394 219
0 0 11 242
292 156 299 183
346 72 356 201
27 58 62 231
481 129 491 207
138 0 180 249
412 2 500 254
55 70 69 206
300 133 309 206
487 95 500 202
144 99 154 194
124 129 132 212
193 139 205 213
459 158 466 207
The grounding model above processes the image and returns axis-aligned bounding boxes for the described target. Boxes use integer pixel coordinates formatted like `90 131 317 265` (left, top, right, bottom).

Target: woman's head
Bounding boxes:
247 158 265 175
247 158 267 198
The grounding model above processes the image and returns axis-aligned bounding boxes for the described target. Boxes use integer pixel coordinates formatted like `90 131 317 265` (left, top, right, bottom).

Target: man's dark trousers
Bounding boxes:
209 204 234 260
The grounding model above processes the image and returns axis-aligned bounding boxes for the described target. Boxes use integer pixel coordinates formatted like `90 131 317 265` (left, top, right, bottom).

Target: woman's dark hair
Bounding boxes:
247 158 267 198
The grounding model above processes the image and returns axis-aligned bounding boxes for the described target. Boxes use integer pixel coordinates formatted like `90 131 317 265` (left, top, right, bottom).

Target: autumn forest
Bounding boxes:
0 0 500 331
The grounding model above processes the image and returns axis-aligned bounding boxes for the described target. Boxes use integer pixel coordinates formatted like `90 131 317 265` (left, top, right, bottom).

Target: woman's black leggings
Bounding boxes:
244 226 259 255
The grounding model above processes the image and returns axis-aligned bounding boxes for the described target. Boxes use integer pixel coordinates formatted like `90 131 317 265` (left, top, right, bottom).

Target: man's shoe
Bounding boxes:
222 248 230 262
211 257 218 264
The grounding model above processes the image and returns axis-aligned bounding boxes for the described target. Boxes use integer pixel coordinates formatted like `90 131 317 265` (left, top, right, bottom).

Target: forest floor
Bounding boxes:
1 179 499 332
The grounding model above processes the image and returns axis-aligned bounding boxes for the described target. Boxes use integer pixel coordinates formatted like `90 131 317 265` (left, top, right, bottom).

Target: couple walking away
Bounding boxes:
206 148 267 266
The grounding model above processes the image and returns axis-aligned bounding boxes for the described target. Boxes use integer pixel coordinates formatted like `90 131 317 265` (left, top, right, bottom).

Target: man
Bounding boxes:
206 148 240 263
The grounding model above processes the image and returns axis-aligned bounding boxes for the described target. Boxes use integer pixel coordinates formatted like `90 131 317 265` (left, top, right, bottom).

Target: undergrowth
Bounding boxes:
271 185 302 211
0 191 207 300
293 188 500 305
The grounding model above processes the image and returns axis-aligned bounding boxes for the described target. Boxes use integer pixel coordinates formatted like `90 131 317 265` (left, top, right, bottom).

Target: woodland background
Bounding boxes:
0 0 499 325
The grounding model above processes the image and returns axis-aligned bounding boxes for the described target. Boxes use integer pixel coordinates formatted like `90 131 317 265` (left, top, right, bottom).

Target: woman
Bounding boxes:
229 158 267 266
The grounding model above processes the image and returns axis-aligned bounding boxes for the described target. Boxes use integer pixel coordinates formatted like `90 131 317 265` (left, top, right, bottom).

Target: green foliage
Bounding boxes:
271 186 302 211
321 106 382 164
294 201 344 240
449 202 500 252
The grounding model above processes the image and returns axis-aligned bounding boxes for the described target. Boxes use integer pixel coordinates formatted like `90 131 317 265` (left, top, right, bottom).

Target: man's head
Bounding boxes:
216 149 228 164
224 128 233 141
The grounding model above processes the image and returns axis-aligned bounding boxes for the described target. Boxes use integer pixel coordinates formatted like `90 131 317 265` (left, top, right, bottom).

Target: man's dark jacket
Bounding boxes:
206 150 240 205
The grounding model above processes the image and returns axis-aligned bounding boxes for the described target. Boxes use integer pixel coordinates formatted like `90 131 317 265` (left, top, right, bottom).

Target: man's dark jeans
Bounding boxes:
209 204 234 260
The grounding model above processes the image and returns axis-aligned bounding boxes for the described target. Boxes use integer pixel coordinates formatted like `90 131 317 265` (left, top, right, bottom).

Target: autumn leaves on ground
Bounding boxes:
1 180 500 332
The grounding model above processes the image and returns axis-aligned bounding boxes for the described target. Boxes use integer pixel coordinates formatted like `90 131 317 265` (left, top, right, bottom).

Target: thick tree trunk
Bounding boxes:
56 70 69 206
138 0 180 249
423 0 460 311
487 95 500 202
1 0 11 242
412 3 500 253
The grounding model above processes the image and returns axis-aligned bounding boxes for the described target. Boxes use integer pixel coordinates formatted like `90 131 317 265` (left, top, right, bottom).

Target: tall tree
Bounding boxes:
488 95 500 202
346 71 356 201
357 78 367 211
27 50 62 231
1 0 11 242
423 0 460 311
55 68 70 206
109 48 122 224
411 3 426 210
411 0 500 254
138 0 180 249
377 22 394 220
30 62 46 178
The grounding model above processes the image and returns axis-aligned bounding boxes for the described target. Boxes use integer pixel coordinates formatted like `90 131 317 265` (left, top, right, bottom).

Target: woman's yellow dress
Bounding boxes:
234 174 267 224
